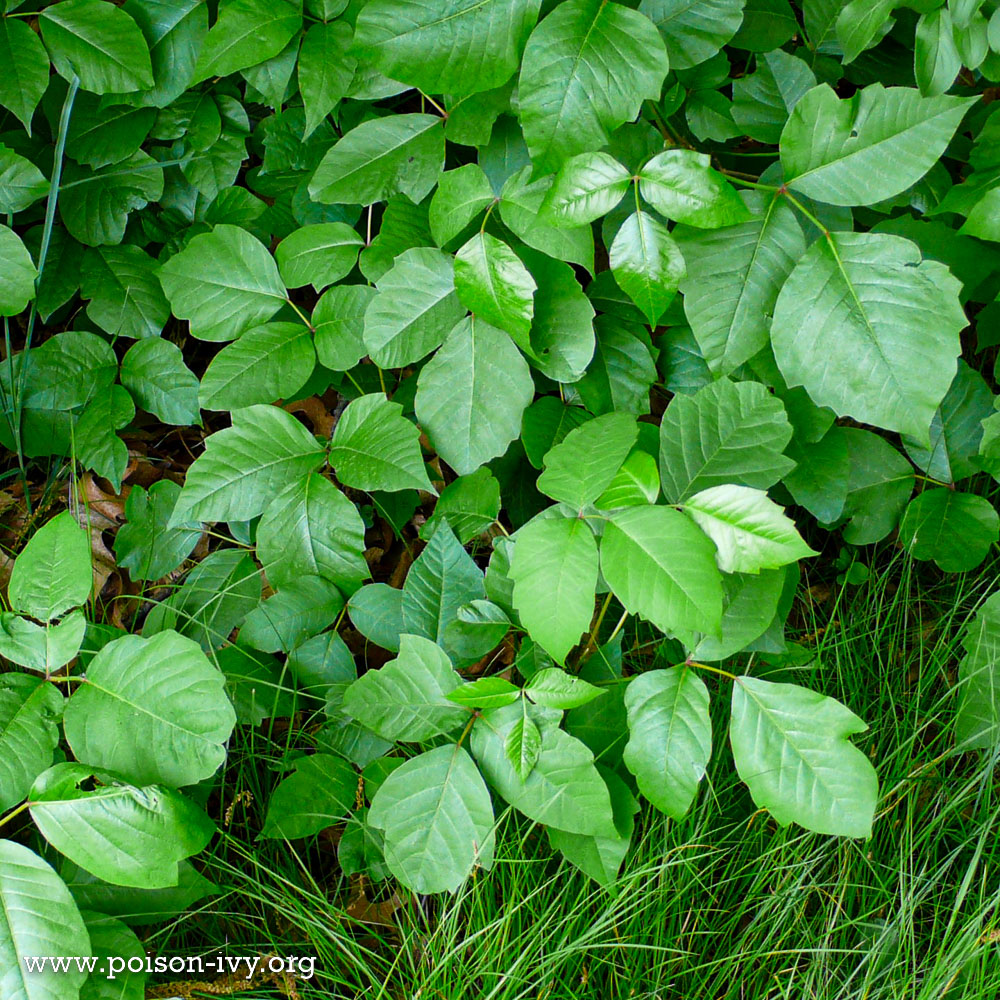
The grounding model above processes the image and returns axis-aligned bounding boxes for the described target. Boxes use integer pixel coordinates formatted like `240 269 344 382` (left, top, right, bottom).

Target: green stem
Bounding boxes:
686 660 737 681
286 298 315 331
0 801 30 833
780 190 829 235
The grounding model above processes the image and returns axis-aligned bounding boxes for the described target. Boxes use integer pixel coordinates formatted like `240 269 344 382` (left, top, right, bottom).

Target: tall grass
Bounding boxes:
152 547 1000 999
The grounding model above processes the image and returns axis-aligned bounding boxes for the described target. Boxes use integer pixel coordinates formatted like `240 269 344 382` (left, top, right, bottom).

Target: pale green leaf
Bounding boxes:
120 339 200 426
539 152 631 227
609 209 686 326
428 164 495 246
955 592 1000 749
518 0 669 173
510 515 598 665
171 405 326 524
729 676 878 837
453 233 536 342
193 0 300 80
639 0 745 70
0 225 37 318
343 633 468 741
257 473 369 594
369 744 495 893
275 223 363 291
329 393 435 493
62 631 236 787
9 511 91 621
158 225 286 342
0 675 63 813
415 316 534 476
0 19 50 134
684 484 816 574
623 666 711 819
771 232 967 442
600 505 723 635
780 84 976 206
79 245 169 340
639 149 751 228
309 114 444 206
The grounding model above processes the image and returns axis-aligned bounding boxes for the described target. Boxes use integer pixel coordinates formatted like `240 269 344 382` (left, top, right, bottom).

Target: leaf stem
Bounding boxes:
576 592 614 667
686 660 737 681
285 298 315 331
0 801 30 833
780 190 829 236
605 608 630 644
420 92 448 117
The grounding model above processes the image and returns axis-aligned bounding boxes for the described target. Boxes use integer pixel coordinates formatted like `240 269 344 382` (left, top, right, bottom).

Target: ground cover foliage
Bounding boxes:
3 0 1000 995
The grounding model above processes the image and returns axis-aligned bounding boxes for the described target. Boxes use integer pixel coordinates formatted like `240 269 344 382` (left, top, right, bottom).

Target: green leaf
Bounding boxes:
955 593 1000 749
0 840 91 1000
0 225 37 317
600 505 723 635
684 485 817 575
329 393 435 493
659 378 795 502
363 246 465 368
415 316 534 476
369 744 495 893
0 19 50 134
547 767 636 886
158 225 286 342
198 322 315 411
354 0 540 96
834 0 892 62
771 232 967 442
902 361 992 484
576 316 658 417
120 339 200 426
240 576 344 653
840 428 916 545
63 631 236 787
537 412 638 509
454 232 536 342
471 700 616 837
504 701 542 779
609 209 686 326
59 151 163 247
0 146 49 214
79 912 146 1000
898 489 999 573
143 550 261 651
313 285 373 372
114 481 201 582
348 583 405 652
915 8 962 97
732 48 816 144
40 0 153 94
402 523 485 645
298 21 355 138
519 246 597 381
639 0 745 70
638 149 751 228
447 674 520 709
65 96 155 170
0 675 63 813
193 0 300 80
510 515 598 665
499 167 595 273
257 473 369 594
275 223 364 291
29 763 216 889
420 468 502 543
521 397 593 468
261 754 357 838
594 449 660 508
679 567 786 661
79 243 168 340
429 164 496 246
310 114 444 206
729 676 878 837
623 666 711 819
10 511 91 621
343 633 468 741
780 84 976 207
540 152 631 227
525 668 604 710
0 611 87 674
673 190 805 375
518 0 669 173
171 404 327 524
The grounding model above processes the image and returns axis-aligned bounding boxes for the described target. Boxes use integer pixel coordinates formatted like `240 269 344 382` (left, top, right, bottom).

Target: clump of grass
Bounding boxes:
155 549 1000 1000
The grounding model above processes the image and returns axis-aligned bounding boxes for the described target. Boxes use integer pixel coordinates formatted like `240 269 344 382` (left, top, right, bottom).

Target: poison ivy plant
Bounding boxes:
5 1 1000 982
